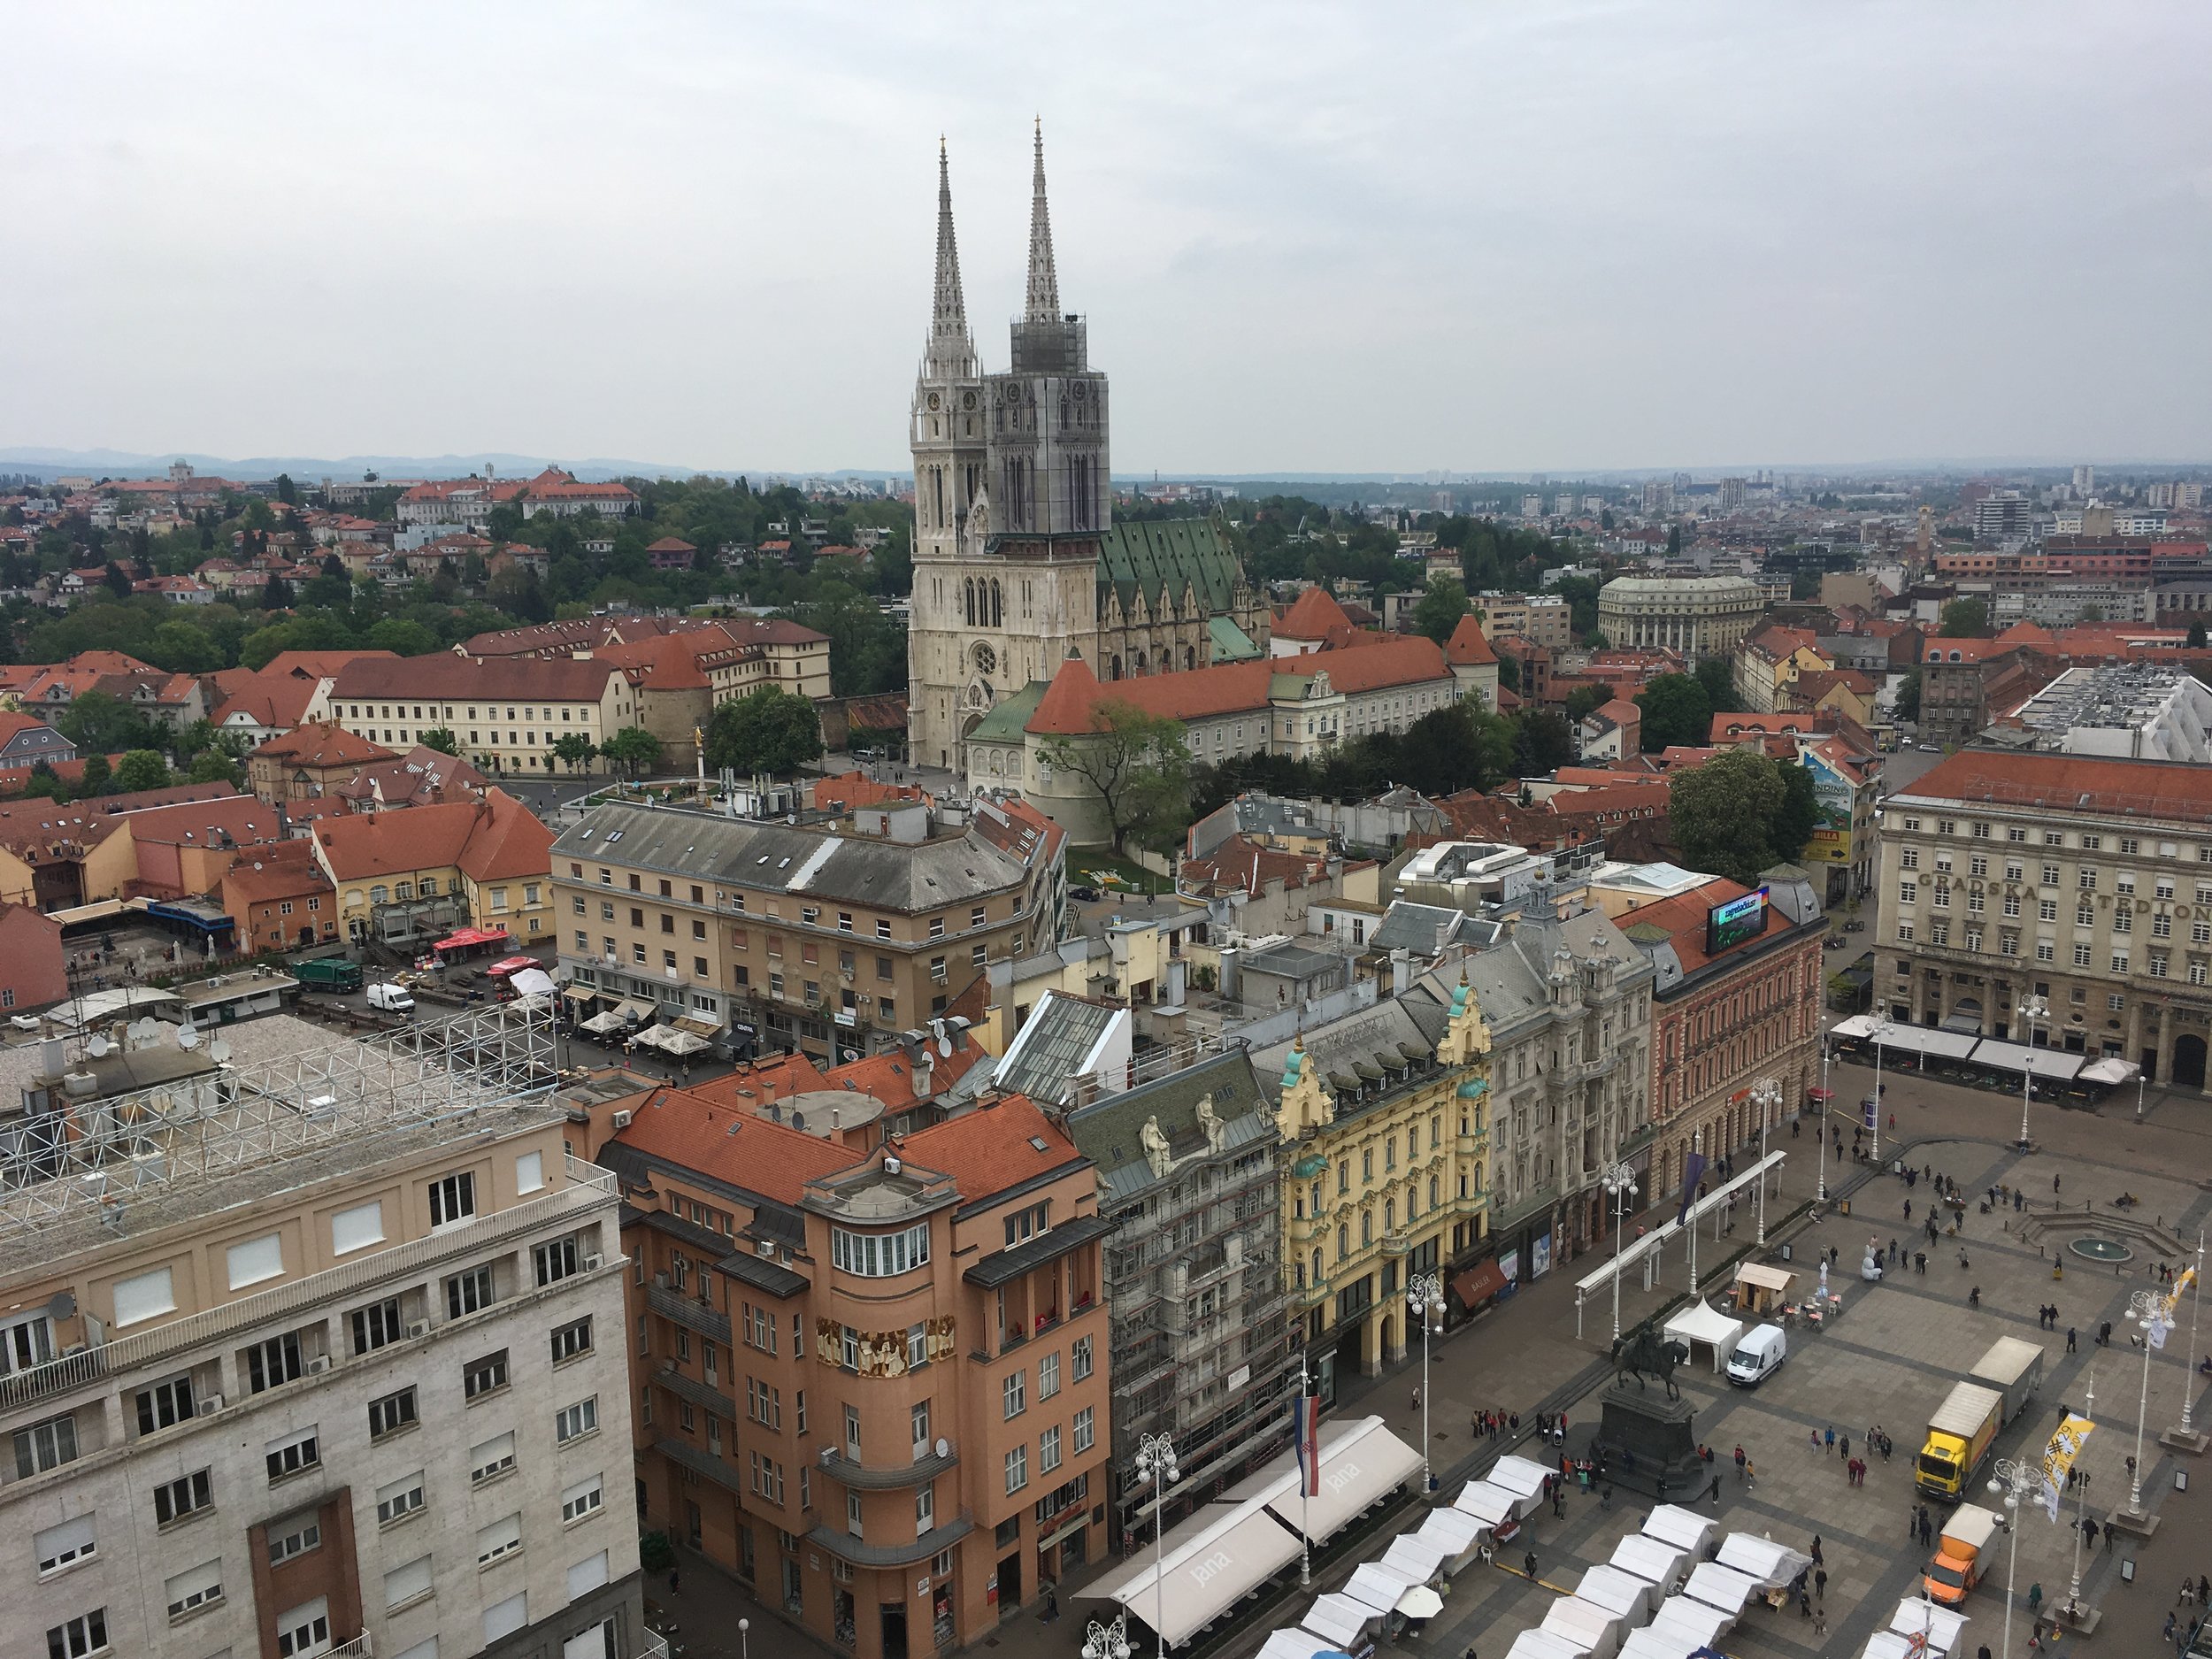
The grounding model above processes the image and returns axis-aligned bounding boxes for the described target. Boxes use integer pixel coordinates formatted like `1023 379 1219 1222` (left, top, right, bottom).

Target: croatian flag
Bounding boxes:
1678 1151 1708 1226
1294 1393 1321 1497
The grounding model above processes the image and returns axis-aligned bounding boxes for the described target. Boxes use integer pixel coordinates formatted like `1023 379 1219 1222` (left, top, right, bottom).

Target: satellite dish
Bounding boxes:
934 1437 949 1459
176 1025 202 1050
209 1038 231 1064
86 1034 111 1057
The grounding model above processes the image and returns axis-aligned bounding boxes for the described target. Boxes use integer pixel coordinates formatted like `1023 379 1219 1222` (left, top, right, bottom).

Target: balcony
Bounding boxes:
646 1285 733 1347
329 1638 373 1659
656 1363 737 1421
656 1436 743 1494
0 1159 618 1420
808 1514 974 1570
816 1443 959 1491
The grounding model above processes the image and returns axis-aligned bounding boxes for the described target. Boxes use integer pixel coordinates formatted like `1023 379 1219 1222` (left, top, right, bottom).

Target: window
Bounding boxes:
2080 868 2098 890
45 1610 107 1659
1073 1405 1094 1454
2155 911 2175 938
369 1385 419 1440
446 1263 495 1318
155 1469 212 1525
1040 1424 1062 1474
566 1550 610 1600
265 1425 319 1484
557 1397 599 1442
15 1413 79 1477
830 1223 931 1277
227 1233 285 1289
1003 1370 1025 1419
384 1555 433 1611
2073 943 2093 968
2113 952 2130 974
332 1200 384 1255
430 1171 476 1226
563 1472 604 1524
351 1295 403 1356
112 1264 175 1327
1899 848 1919 869
135 1373 196 1434
1005 1444 1027 1494
465 1349 510 1400
551 1317 594 1364
477 1512 524 1565
35 1516 96 1576
2039 899 2058 922
269 1514 323 1565
1072 1335 1092 1381
472 1431 517 1484
376 1470 425 1526
1040 1351 1060 1400
517 1150 545 1193
484 1593 528 1645
534 1236 580 1286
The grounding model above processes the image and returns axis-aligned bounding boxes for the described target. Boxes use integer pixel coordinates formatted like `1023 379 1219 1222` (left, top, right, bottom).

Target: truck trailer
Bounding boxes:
1916 1336 2045 1500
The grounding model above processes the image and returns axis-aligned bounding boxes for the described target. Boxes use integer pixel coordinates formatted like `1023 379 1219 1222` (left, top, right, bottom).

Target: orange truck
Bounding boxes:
1924 1503 2001 1604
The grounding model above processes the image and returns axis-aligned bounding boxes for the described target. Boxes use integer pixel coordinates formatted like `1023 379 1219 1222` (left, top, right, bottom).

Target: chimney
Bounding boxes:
1390 949 1412 997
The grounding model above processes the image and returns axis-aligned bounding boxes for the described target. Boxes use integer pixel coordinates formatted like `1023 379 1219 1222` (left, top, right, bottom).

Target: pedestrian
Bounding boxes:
1891 1238 1900 1265
1735 1444 1747 1475
1824 1425 1835 1454
1811 1534 1824 1566
1840 1433 1851 1461
1916 1251 1927 1275
1708 1474 1722 1504
2068 1326 2078 1353
1906 1199 1914 1221
1525 1550 1539 1580
2055 1173 2062 1195
1510 1413 1520 1432
668 1568 680 1594
2016 1188 2024 1212
1810 1428 1822 1452
1816 1567 1829 1600
1830 1244 1839 1267
1601 1483 1613 1509
1044 1586 1058 1621
2198 1574 2208 1606
2083 1518 2099 1549
1970 1286 1981 1308
1745 1458 1756 1487
2180 1576 2194 1608
1961 1248 1971 1271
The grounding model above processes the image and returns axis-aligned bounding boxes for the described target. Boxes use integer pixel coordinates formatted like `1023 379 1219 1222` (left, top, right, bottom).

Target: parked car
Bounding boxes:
1070 886 1102 902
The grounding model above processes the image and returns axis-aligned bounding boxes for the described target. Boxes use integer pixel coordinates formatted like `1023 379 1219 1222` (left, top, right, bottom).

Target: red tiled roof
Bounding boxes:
219 841 331 906
312 787 550 882
824 1042 990 1116
1275 587 1356 641
643 537 696 553
1181 834 1335 897
1444 614 1497 665
123 795 284 849
252 721 394 769
1901 749 2212 817
1619 876 1805 975
895 1093 1084 1202
612 1085 853 1204
330 655 621 702
1024 637 1450 736
811 771 931 813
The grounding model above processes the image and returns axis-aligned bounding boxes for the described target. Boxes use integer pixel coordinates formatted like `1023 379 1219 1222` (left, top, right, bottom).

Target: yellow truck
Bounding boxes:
1916 1336 2045 1500
1924 1502 2001 1603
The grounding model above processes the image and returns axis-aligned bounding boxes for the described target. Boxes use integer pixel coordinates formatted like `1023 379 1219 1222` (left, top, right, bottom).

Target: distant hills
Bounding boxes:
0 448 905 485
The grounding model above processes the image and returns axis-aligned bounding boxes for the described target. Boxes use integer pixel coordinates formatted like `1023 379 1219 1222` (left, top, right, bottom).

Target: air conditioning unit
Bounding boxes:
306 1356 331 1375
583 1253 603 1271
611 1109 634 1130
654 1272 671 1290
196 1393 224 1416
819 1446 835 1465
407 1320 429 1340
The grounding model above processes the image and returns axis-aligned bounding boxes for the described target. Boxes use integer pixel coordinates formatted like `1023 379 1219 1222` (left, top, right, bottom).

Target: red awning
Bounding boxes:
1452 1260 1508 1310
1808 1087 1836 1101
488 955 536 976
434 926 514 951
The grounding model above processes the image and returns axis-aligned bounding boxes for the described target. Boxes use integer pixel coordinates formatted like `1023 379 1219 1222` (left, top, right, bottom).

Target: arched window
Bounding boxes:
1429 1175 1440 1210
1384 1198 1395 1232
1360 1210 1373 1247
1336 1225 1348 1261
1311 1248 1323 1284
991 580 1003 628
1186 647 1196 670
1110 655 1123 680
1133 652 1146 674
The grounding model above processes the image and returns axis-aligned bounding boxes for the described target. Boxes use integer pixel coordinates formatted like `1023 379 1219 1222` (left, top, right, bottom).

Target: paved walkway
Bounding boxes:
644 1062 2212 1658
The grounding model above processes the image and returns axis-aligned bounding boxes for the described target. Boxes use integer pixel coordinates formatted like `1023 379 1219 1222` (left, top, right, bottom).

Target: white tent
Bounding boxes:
510 966 556 1000
1542 1597 1624 1659
1682 1561 1763 1616
1298 1593 1384 1651
1609 1533 1691 1594
1229 1417 1424 1545
1619 1632 1699 1659
1339 1563 1417 1617
1663 1298 1745 1372
1082 1501 1304 1648
1417 1507 1488 1574
1716 1532 1812 1591
1889 1597 1970 1655
1508 1631 1594 1659
1643 1503 1720 1560
1453 1479 1533 1534
1575 1563 1659 1625
1377 1533 1449 1586
1650 1595 1733 1652
1861 1636 1921 1659
1256 1632 1336 1659
1491 1453 1558 1498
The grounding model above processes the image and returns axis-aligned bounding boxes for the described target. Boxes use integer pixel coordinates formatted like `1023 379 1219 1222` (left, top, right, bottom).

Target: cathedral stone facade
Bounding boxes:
906 128 1266 769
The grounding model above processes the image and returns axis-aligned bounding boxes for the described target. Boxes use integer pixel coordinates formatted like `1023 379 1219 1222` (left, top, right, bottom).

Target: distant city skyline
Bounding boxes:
6 4 2208 475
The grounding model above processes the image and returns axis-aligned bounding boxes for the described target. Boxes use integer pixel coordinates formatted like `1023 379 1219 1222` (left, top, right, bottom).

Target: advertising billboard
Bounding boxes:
1705 887 1770 954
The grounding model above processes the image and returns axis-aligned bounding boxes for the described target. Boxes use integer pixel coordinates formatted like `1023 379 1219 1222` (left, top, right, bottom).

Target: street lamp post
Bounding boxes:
1870 1018 1886 1164
1989 1455 2037 1659
1816 1036 1831 1202
1407 1272 1444 1491
1687 1129 1703 1298
1136 1433 1180 1659
1751 1078 1779 1244
1601 1162 1638 1339
2125 1288 2165 1518
738 1618 749 1659
1082 1610 1133 1659
2017 994 2049 1150
2066 1370 2094 1625
2187 1233 2207 1438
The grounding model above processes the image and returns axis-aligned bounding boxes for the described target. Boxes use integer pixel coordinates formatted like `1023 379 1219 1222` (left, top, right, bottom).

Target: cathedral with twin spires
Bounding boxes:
905 126 1267 770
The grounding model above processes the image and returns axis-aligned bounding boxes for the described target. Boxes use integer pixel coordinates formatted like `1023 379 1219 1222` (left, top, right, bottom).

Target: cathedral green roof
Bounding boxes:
1098 518 1243 616
968 680 1048 746
1208 615 1263 663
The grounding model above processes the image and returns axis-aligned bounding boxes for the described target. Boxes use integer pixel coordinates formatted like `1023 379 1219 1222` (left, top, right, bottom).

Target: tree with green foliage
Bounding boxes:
1671 747 1786 885
1496 653 1521 693
143 619 225 674
1665 524 1683 557
550 733 598 775
1037 701 1192 854
1411 577 1470 645
602 726 664 779
1512 710 1576 777
261 574 294 611
366 617 441 657
703 687 824 778
1893 667 1922 723
1771 758 1819 864
1563 685 1608 724
57 690 162 757
104 562 134 600
1693 656 1738 713
1939 597 1989 637
76 753 112 795
419 728 461 756
2191 619 2208 649
187 749 241 787
1390 702 1516 797
116 749 171 793
1633 673 1713 751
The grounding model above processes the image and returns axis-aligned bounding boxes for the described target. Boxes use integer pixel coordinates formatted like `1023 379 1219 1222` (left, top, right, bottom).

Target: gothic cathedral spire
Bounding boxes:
1023 118 1060 324
924 137 979 382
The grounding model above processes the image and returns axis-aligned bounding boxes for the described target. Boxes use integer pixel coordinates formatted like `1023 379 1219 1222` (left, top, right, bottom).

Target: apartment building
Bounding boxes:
1062 1048 1293 1551
1878 750 2212 1092
0 1010 642 1659
1254 979 1494 1402
581 1081 1110 1658
551 799 1061 1068
311 788 555 949
326 657 639 780
1473 592 1571 651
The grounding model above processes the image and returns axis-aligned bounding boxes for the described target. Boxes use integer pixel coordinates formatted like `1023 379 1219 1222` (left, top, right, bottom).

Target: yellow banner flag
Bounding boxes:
2039 1411 2095 1521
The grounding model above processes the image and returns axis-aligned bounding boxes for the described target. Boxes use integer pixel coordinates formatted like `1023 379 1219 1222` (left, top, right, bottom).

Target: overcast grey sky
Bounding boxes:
6 2 2208 476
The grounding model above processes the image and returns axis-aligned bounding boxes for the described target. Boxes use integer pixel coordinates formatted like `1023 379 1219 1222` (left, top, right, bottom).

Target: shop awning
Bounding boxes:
1083 1502 1303 1647
611 998 653 1023
1299 1593 1384 1648
1452 1259 1508 1310
1968 1038 2085 1082
2080 1056 2140 1086
1734 1263 1795 1294
673 1015 722 1040
434 926 512 951
562 987 602 1006
1878 1024 1982 1060
1226 1416 1423 1544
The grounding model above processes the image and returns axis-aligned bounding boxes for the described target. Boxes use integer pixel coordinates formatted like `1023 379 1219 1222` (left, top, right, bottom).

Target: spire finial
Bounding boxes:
922 138 978 380
1024 119 1060 323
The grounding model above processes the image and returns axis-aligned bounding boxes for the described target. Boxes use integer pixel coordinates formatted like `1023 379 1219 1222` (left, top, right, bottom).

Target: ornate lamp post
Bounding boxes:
1601 1162 1638 1339
2065 1370 2094 1627
1082 1610 1133 1659
1816 1035 1831 1202
2125 1288 2166 1519
1686 1129 1703 1298
1870 1018 1886 1164
1407 1272 1444 1491
2016 993 2049 1150
1989 1455 2038 1659
1750 1077 1779 1244
1135 1432 1180 1659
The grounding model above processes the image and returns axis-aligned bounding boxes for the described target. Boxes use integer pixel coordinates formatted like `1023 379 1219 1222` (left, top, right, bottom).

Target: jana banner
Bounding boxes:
2151 1266 2197 1352
1293 1394 1321 1498
2038 1411 2096 1521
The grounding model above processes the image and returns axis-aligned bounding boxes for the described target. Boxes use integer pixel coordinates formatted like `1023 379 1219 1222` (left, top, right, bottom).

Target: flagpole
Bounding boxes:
1297 1352 1312 1587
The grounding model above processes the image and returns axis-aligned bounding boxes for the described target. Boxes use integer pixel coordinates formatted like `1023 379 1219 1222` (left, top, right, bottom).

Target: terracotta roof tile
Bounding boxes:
611 1086 852 1204
1275 587 1356 641
895 1094 1085 1202
1445 614 1497 665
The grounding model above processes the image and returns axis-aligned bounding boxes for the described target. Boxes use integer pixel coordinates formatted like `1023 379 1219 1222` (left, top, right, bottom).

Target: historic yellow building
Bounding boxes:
1255 974 1493 1399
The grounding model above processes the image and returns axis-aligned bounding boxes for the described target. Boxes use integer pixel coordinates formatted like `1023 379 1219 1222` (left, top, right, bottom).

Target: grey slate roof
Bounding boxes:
1407 908 1651 1041
1371 901 1500 956
1064 1048 1272 1208
553 801 1032 911
993 994 1122 1105
1249 996 1450 1105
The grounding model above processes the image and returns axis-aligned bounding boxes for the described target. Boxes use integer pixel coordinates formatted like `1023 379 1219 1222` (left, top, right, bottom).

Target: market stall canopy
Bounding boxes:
1970 1038 2085 1082
1452 1480 1528 1528
1256 1632 1341 1659
1083 1501 1303 1648
1297 1593 1383 1649
509 966 556 1001
1338 1563 1417 1617
1716 1532 1812 1590
1650 1596 1734 1652
1682 1560 1763 1615
1620 1632 1701 1659
1506 1630 1595 1659
1488 1454 1556 1499
1888 1596 1969 1654
1416 1507 1486 1565
1609 1533 1690 1592
1377 1533 1449 1586
1575 1563 1658 1624
1540 1597 1620 1654
1733 1263 1795 1296
1229 1416 1423 1545
1663 1299 1745 1371
1642 1504 1719 1560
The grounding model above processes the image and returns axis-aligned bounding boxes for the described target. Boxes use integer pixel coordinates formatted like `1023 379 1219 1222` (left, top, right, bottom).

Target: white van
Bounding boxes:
366 982 416 1013
1726 1324 1787 1386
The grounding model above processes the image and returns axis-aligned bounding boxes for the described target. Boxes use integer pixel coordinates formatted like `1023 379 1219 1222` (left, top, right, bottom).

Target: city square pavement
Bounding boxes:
646 1061 2212 1659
